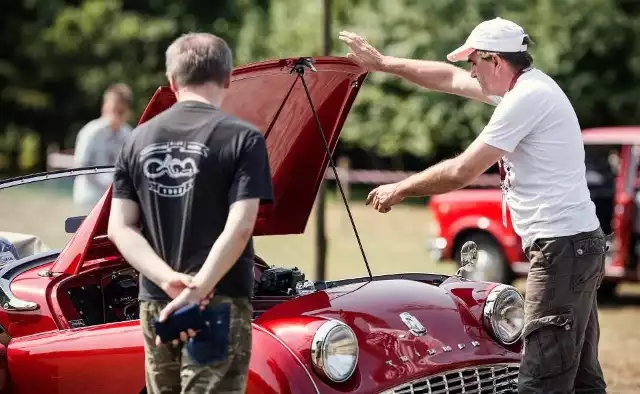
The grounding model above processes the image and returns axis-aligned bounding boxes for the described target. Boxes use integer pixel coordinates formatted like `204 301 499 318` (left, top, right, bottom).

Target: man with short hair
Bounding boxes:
73 83 134 208
340 17 606 393
107 32 273 393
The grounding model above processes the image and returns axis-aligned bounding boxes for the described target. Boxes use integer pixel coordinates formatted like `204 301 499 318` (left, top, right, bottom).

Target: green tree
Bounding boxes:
0 0 266 174
4 0 640 173
236 0 640 164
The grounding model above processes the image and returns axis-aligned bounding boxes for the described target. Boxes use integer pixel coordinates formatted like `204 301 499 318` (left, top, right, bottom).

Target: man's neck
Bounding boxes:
176 88 223 107
496 67 530 97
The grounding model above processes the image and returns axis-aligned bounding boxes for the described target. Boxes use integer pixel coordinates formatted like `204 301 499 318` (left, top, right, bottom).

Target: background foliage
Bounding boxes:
2 0 640 174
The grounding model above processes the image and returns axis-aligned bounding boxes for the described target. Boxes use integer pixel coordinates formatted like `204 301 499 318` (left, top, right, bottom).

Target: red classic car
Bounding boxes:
0 56 523 393
428 126 640 297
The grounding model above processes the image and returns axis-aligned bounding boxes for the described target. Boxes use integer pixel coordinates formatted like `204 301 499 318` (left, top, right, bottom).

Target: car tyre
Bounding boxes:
454 233 514 284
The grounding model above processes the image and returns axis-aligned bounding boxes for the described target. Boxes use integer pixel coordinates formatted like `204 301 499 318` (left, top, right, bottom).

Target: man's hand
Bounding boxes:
366 182 405 213
155 287 214 346
338 31 386 71
159 272 196 299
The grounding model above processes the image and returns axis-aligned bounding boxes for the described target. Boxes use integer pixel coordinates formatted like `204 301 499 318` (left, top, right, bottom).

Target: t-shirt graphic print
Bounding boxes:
140 141 209 198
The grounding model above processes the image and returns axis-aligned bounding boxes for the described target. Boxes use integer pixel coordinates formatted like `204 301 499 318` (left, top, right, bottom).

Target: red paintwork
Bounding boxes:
0 56 521 394
430 126 640 284
255 278 520 393
8 320 145 394
430 189 524 264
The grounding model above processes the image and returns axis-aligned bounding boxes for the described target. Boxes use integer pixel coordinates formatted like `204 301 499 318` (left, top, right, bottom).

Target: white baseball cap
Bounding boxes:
447 17 529 62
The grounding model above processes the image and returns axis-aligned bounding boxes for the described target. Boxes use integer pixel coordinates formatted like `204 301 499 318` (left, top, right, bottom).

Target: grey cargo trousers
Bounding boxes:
518 227 607 394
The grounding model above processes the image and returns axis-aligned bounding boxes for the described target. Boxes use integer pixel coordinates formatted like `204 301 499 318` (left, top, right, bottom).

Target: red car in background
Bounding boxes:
0 56 524 393
428 126 640 297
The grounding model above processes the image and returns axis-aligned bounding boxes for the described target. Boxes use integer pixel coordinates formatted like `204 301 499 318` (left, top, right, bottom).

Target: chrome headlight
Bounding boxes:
310 320 358 382
483 284 525 345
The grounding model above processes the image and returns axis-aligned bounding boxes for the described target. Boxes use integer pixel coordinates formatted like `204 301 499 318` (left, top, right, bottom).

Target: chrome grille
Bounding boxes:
389 363 519 394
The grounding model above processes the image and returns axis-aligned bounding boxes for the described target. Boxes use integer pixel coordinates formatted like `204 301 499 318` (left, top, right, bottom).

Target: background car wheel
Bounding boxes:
454 233 514 284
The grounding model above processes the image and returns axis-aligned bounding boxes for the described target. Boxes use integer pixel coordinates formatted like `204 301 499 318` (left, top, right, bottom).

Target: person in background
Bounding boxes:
73 83 133 209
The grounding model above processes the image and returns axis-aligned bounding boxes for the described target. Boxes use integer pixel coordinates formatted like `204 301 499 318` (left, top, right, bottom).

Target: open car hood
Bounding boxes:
137 56 367 235
34 56 366 275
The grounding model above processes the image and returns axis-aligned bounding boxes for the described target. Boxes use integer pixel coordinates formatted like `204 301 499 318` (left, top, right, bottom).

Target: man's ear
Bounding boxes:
223 77 230 89
167 74 179 94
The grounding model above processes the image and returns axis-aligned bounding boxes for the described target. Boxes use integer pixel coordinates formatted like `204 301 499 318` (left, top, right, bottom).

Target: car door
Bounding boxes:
6 320 145 394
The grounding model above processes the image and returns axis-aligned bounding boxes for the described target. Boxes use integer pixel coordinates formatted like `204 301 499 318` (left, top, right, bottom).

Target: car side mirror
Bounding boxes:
65 216 86 233
455 240 478 278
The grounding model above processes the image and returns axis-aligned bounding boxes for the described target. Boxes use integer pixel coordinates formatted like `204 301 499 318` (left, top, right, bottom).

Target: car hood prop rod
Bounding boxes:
292 58 372 280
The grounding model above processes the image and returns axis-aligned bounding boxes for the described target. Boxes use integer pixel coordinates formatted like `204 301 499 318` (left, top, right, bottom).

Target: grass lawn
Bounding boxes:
1 182 639 392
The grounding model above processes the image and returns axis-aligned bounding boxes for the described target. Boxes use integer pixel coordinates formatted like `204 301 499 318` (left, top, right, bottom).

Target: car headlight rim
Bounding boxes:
483 284 525 345
310 319 358 383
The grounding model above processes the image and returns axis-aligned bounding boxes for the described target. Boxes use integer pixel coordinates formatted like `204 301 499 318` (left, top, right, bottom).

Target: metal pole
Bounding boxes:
315 0 331 281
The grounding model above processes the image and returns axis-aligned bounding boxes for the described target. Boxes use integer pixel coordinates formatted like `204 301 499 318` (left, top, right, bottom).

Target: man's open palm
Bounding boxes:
338 31 385 71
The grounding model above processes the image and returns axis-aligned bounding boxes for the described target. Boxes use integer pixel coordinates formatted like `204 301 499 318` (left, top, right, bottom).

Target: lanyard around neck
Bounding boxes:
508 67 532 92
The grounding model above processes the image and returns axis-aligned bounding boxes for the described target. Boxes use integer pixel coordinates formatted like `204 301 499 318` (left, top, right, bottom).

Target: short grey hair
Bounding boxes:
165 32 233 87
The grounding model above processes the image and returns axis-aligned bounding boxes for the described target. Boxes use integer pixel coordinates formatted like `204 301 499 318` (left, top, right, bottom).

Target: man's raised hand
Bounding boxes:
338 31 386 71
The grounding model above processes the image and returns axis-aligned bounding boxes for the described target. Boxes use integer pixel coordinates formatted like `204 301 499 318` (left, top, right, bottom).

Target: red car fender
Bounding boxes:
445 215 524 264
249 324 320 394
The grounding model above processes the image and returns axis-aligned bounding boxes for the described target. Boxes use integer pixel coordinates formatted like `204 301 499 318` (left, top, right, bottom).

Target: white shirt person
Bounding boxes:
339 17 606 394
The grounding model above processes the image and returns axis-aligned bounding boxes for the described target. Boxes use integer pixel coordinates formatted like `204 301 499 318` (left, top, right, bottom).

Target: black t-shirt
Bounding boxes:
113 100 273 301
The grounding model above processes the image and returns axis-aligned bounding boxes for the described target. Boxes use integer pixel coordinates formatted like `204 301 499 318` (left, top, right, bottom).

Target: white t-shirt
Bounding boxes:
481 68 600 249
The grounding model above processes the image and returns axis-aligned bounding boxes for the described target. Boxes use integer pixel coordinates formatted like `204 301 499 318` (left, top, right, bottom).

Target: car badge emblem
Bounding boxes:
399 312 427 336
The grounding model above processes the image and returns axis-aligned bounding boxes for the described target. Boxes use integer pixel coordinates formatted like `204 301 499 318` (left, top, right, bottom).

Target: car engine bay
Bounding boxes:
59 258 313 328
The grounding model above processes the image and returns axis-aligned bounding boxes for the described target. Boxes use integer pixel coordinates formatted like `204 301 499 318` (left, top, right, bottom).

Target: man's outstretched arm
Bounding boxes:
366 139 506 213
366 88 541 213
338 31 494 105
379 57 493 104
397 138 506 196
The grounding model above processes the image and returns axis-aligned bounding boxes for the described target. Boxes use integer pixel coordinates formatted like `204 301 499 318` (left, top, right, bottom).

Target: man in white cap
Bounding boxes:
340 17 606 393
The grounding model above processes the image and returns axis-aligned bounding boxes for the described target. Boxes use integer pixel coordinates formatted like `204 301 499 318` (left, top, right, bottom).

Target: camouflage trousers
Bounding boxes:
140 296 253 394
